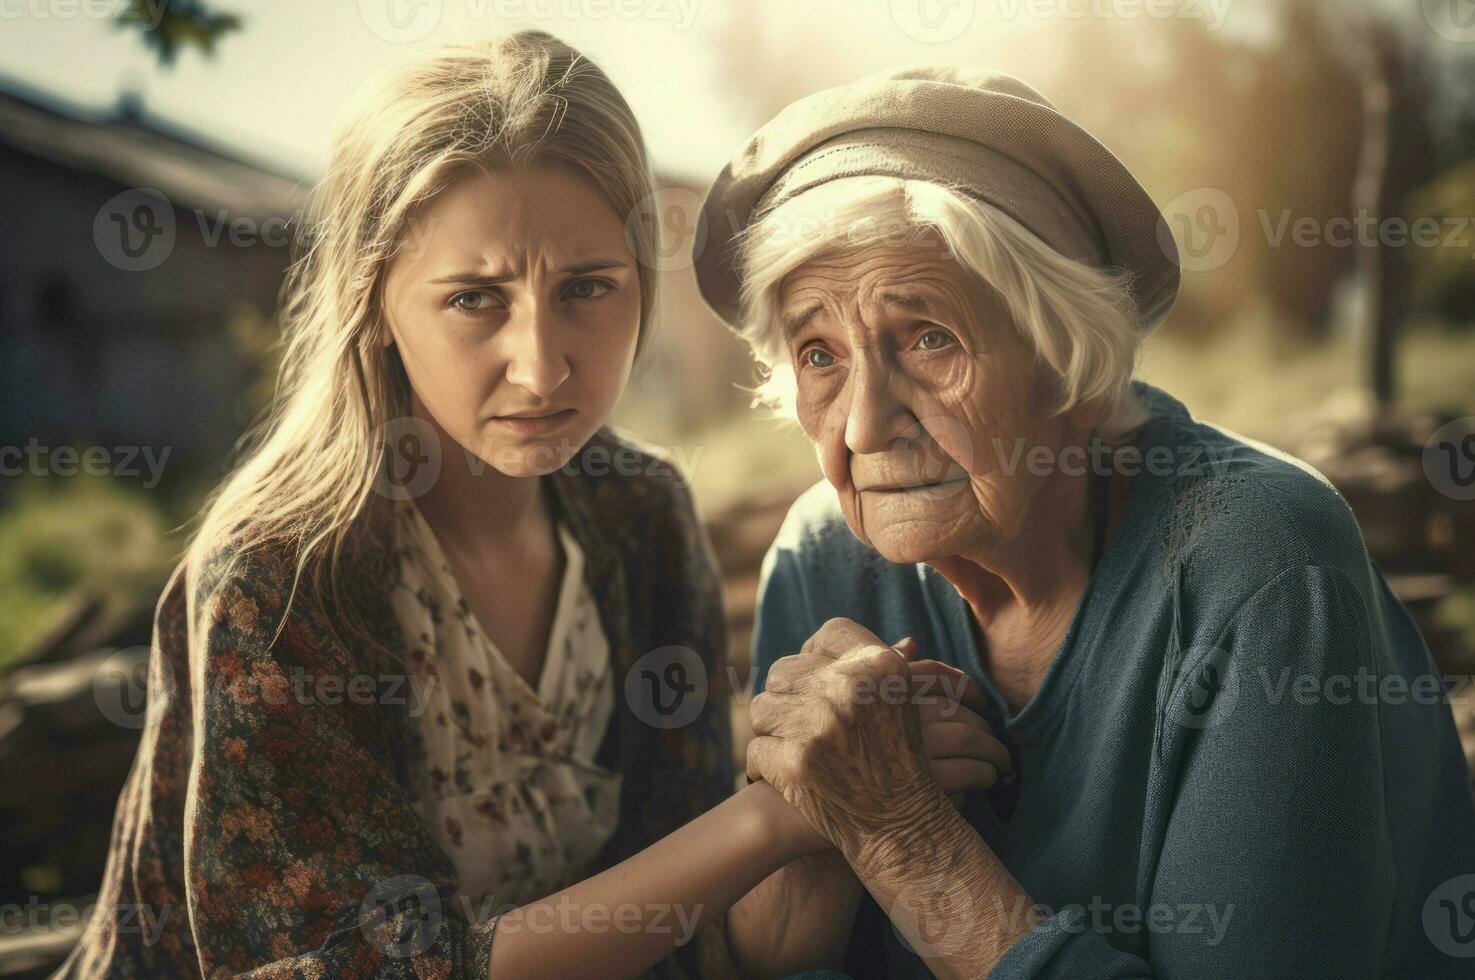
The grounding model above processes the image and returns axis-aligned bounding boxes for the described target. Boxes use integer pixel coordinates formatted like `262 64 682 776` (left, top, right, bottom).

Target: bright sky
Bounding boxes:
0 0 1285 183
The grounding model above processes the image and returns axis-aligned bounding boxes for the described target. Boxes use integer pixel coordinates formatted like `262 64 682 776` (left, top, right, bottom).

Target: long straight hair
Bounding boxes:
184 31 661 654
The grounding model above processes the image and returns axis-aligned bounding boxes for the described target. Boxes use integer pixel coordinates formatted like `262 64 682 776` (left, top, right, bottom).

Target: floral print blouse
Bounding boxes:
390 498 621 909
56 430 738 980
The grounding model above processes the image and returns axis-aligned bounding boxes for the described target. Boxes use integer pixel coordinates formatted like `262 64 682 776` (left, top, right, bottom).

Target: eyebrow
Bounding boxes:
878 290 935 316
779 290 936 339
429 258 630 285
779 302 823 339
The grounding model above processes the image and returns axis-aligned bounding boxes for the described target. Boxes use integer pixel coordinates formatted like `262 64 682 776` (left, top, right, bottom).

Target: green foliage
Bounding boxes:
113 0 243 67
1436 585 1475 658
0 476 178 675
1406 160 1475 325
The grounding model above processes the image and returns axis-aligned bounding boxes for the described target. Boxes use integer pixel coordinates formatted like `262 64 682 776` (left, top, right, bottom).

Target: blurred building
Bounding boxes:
0 81 304 483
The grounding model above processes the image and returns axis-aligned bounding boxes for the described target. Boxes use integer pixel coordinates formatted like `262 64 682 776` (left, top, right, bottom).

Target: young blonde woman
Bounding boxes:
57 31 1001 980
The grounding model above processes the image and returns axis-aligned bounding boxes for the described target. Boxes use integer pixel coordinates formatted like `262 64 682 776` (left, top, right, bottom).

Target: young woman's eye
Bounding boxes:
916 328 956 351
802 347 836 369
564 278 613 302
449 290 498 314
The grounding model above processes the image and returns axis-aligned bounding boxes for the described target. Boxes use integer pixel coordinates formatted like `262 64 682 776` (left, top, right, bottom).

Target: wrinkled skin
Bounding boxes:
750 231 1106 860
748 618 945 869
781 230 1102 567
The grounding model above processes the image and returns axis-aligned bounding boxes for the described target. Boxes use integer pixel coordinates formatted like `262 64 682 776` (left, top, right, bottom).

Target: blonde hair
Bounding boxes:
735 176 1148 441
184 31 659 655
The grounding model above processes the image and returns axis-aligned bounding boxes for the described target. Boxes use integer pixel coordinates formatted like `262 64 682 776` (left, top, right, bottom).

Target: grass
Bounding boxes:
0 476 180 676
1137 317 1475 440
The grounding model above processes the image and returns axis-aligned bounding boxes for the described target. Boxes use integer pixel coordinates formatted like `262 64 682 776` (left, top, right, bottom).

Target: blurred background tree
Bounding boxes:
113 0 242 67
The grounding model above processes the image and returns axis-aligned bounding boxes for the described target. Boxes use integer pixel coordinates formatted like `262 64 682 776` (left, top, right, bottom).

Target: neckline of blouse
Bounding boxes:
398 496 589 709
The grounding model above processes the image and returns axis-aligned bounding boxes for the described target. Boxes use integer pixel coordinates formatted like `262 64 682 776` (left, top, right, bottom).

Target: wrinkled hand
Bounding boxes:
747 618 954 870
896 639 1013 800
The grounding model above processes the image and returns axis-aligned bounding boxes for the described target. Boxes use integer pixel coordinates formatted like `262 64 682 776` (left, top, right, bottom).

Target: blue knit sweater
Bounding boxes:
752 382 1475 978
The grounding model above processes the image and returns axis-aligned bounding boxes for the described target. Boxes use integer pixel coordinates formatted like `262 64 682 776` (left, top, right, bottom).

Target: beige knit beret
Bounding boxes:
693 65 1181 331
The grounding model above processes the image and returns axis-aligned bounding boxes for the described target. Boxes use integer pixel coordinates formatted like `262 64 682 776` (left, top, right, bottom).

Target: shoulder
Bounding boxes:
559 428 722 609
1144 389 1372 606
183 528 363 674
1138 403 1384 690
187 532 300 631
763 480 863 595
767 479 868 568
565 425 701 527
758 479 915 622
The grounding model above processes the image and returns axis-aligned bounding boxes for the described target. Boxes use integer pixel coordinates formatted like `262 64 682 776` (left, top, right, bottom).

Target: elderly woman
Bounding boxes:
699 68 1475 979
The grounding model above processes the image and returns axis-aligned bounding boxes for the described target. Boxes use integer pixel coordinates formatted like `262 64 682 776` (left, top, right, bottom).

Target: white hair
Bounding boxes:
734 176 1149 441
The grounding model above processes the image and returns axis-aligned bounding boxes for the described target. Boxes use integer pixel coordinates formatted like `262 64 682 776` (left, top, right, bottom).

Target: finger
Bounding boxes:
764 653 831 695
745 734 795 786
916 698 992 734
892 636 920 660
929 757 999 794
906 659 989 717
804 617 889 662
747 691 807 738
922 722 1013 773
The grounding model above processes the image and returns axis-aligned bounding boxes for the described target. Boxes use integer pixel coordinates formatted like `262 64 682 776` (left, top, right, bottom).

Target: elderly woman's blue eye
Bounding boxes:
918 329 954 350
803 348 836 369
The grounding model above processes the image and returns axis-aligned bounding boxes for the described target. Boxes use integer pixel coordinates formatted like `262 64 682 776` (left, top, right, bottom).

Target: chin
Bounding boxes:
494 452 569 479
466 432 583 479
864 525 972 566
849 486 984 565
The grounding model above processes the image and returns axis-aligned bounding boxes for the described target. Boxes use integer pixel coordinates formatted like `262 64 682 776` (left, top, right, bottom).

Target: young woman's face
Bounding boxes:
382 164 642 478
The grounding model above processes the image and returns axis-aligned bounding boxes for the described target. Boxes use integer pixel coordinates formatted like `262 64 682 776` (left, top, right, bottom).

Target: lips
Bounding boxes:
857 476 969 493
488 408 577 435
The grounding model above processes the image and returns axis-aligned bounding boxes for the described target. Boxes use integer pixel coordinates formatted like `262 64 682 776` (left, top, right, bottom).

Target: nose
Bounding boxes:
843 352 915 456
501 304 571 399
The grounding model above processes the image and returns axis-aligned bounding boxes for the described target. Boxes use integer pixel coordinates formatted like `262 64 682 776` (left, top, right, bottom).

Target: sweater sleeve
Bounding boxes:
992 563 1395 979
183 544 500 979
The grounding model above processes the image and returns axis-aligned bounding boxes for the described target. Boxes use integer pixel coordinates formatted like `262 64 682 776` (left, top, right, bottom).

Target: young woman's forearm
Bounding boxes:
725 849 865 980
486 781 817 980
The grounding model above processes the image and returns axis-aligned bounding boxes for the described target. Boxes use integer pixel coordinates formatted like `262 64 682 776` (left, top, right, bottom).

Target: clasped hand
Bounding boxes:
747 618 1011 868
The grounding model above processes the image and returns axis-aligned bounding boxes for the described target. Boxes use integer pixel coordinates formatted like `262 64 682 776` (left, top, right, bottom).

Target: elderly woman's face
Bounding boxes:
781 231 1071 564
